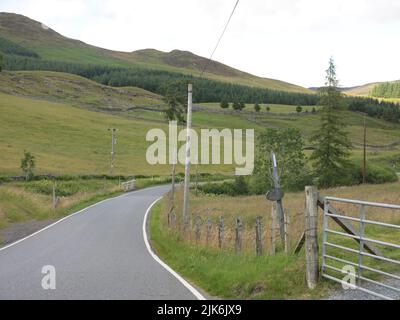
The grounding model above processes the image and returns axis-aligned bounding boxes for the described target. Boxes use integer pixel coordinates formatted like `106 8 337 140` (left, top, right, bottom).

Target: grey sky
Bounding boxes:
1 0 399 87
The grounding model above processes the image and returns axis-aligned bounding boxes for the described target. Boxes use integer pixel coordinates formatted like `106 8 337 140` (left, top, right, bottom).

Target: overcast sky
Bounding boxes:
1 0 399 87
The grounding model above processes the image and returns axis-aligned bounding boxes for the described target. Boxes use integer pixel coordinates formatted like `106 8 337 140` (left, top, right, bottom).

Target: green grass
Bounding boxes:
1 88 399 177
0 179 122 232
0 92 244 176
149 201 330 299
151 182 400 299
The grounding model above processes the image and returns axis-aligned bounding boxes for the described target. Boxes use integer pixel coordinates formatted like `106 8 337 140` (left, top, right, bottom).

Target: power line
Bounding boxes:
200 0 241 78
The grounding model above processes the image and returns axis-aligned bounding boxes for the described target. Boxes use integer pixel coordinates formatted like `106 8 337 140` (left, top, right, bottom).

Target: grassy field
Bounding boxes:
1 83 400 177
0 179 122 237
0 92 248 176
149 182 400 299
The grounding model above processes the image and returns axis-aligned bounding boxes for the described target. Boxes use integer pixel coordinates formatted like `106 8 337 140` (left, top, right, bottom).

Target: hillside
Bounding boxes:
0 12 310 94
1 79 400 177
342 83 381 96
0 70 163 113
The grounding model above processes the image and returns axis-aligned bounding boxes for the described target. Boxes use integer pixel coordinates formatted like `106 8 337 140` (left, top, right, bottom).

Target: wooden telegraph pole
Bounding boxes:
182 84 193 230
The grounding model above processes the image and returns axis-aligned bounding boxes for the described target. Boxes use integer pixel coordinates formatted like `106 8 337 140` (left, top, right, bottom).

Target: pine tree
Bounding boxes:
162 81 186 124
310 58 352 188
254 103 261 112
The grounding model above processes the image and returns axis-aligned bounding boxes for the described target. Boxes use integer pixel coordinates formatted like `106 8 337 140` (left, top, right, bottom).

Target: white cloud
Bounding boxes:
1 0 399 87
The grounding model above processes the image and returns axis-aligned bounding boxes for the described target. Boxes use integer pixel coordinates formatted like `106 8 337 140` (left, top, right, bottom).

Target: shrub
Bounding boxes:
351 162 398 185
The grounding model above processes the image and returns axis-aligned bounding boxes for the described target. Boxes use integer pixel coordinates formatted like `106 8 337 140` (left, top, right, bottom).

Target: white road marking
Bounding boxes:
142 197 206 300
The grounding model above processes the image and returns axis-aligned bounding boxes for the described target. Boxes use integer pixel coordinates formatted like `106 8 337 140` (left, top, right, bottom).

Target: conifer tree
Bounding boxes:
310 58 352 188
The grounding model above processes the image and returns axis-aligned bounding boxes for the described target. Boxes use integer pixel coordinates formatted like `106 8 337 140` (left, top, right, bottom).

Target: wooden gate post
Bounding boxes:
305 186 319 289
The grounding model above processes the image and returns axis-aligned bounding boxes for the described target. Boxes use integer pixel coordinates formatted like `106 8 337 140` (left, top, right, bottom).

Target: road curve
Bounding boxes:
0 185 201 300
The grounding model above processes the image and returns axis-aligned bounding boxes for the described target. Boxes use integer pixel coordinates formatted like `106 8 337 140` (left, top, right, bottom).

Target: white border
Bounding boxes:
142 198 206 300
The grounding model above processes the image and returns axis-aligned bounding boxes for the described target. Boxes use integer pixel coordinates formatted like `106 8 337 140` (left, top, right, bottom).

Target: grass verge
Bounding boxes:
149 201 331 300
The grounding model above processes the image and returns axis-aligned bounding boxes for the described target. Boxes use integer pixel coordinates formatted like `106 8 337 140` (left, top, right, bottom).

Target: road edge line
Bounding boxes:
143 197 206 301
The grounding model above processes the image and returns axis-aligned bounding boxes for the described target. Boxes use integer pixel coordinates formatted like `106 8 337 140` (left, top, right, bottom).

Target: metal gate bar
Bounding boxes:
322 196 400 300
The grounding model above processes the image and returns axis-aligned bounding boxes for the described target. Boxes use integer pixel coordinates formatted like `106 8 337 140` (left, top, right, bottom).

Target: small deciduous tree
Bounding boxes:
310 57 352 188
266 105 271 113
21 150 36 181
254 103 261 112
251 128 311 193
296 105 303 113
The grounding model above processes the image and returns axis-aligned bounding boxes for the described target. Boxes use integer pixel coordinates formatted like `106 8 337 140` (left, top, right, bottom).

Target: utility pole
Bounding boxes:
363 114 367 184
182 84 193 230
271 151 286 243
108 128 117 175
169 152 176 216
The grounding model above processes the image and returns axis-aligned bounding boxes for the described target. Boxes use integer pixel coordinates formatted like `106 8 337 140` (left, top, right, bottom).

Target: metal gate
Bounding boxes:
321 196 400 300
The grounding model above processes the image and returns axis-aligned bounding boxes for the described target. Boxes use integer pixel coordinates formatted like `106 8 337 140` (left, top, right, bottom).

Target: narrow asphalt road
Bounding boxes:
0 185 202 300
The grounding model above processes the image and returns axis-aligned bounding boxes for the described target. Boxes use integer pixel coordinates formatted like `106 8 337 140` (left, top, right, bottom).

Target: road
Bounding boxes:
0 185 204 300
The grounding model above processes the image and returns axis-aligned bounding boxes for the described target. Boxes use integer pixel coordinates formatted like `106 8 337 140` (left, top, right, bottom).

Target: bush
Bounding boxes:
351 162 398 185
199 177 250 196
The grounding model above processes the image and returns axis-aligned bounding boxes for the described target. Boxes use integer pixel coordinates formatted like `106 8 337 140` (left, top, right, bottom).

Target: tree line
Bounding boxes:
0 37 39 58
2 53 399 122
371 81 400 99
347 96 400 123
2 53 319 105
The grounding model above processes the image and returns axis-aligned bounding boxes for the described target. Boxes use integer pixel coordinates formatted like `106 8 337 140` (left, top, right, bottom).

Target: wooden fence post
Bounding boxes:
195 216 201 244
256 216 263 256
235 218 243 253
270 203 277 255
206 218 212 245
284 209 291 254
218 216 224 249
305 186 319 289
52 181 57 210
